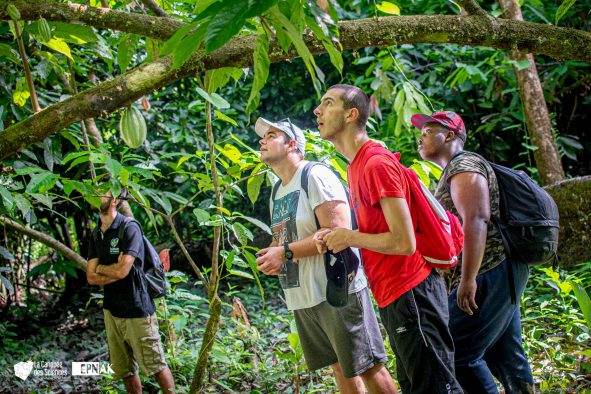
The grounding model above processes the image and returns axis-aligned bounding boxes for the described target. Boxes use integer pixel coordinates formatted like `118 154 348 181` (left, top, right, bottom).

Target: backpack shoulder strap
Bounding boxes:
301 162 322 196
271 179 281 201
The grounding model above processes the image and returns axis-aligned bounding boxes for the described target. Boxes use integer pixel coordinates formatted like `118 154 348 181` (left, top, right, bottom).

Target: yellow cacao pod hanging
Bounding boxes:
119 107 147 148
38 18 51 42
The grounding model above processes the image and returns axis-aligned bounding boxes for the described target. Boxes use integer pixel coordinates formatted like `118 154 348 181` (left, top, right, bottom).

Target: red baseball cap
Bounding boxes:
411 111 467 142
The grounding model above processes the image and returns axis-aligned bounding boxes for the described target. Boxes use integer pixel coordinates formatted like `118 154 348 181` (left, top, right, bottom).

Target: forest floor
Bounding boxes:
1 264 590 393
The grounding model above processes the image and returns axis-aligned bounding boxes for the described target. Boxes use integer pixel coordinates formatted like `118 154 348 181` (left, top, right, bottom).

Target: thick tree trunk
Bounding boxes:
545 176 591 269
1 9 590 160
498 0 565 185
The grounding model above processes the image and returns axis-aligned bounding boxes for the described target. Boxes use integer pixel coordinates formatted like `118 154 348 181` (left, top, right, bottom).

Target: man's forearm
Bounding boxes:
349 230 414 255
88 271 118 286
460 219 488 281
289 235 322 260
96 263 124 279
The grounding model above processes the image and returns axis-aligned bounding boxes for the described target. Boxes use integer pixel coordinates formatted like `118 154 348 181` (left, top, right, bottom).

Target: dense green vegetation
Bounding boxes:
1 0 590 392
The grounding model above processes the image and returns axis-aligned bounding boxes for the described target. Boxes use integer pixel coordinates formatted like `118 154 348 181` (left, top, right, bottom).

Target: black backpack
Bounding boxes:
271 162 357 230
453 152 560 302
488 162 559 266
93 217 167 299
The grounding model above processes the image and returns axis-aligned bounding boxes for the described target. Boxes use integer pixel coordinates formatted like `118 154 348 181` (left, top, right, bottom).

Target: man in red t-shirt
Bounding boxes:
313 84 462 394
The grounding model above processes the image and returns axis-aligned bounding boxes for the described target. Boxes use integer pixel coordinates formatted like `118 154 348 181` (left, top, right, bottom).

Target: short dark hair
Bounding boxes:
328 84 370 128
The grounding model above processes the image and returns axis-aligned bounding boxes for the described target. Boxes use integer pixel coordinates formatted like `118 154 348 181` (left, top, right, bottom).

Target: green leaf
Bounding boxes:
246 28 270 114
213 110 237 126
209 93 230 109
208 67 242 93
571 281 591 328
247 166 265 205
161 22 195 56
26 172 58 193
0 273 14 294
193 208 210 224
117 34 138 73
172 23 208 70
13 194 32 218
376 1 401 15
241 215 271 235
30 193 53 209
228 269 254 280
0 246 15 261
41 37 72 59
48 22 98 44
555 0 576 25
514 59 531 70
0 186 14 211
105 157 123 177
224 250 236 269
0 43 19 64
232 222 253 246
204 0 277 53
12 77 30 107
305 16 343 74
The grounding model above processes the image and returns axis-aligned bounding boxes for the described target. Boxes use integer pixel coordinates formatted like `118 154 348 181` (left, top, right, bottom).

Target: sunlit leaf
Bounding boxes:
376 1 401 15
41 37 72 59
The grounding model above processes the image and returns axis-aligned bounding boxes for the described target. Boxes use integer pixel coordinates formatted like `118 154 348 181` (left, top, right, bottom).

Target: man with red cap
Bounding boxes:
414 111 534 394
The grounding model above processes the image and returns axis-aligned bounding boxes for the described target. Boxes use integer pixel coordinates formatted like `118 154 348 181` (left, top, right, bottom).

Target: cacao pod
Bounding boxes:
7 4 20 21
119 107 147 148
38 18 51 42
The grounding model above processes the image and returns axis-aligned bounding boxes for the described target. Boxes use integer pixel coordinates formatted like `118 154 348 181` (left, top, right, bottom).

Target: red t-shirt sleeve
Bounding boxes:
363 155 405 207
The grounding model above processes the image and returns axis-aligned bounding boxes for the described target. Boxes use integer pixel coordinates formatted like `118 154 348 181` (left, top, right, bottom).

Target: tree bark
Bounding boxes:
498 0 565 185
0 216 86 270
544 176 591 269
0 8 589 160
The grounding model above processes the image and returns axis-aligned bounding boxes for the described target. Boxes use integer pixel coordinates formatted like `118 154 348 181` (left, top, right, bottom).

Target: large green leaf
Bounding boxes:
12 77 30 107
204 0 277 53
247 164 265 205
26 172 58 193
0 186 14 211
246 29 270 115
266 6 324 94
117 34 139 73
571 281 591 328
41 37 72 59
0 43 19 64
555 0 576 25
48 22 98 44
172 22 209 70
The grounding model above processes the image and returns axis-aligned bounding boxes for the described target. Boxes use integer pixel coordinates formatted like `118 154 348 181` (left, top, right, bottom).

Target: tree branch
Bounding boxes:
0 216 87 270
140 0 170 18
1 3 590 160
457 0 489 17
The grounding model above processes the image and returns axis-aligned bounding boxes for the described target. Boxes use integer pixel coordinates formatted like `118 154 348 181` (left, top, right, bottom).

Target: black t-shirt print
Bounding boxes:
87 214 155 318
271 191 300 289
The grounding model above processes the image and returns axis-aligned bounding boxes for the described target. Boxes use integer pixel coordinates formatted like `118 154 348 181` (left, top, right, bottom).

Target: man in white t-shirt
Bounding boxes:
254 117 397 393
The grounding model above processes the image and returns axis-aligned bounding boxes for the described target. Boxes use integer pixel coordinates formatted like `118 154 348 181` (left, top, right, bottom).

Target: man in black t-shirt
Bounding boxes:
86 188 174 393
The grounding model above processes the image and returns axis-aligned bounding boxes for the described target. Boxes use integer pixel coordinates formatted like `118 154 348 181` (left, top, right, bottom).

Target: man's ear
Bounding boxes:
345 107 360 125
444 130 456 142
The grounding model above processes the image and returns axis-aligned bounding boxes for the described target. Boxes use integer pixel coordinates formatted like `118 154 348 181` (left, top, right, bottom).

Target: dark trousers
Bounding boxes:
449 259 534 394
380 271 463 394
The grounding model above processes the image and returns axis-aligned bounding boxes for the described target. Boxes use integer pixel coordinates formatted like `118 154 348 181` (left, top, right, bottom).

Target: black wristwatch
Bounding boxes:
284 242 294 261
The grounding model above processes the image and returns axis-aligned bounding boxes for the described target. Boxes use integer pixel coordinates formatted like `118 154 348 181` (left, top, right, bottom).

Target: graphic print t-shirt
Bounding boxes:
270 162 367 311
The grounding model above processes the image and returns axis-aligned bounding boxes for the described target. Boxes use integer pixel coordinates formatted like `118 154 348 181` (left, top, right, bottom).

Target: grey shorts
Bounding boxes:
293 287 388 378
103 309 167 378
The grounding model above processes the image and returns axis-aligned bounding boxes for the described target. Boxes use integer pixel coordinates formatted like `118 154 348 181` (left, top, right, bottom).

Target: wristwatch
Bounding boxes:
284 242 294 261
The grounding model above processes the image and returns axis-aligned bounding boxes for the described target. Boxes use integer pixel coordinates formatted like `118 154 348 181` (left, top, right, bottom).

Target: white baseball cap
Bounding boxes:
255 117 306 154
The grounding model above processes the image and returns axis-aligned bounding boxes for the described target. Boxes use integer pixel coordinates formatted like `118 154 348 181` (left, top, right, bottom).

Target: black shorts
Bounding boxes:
379 271 463 394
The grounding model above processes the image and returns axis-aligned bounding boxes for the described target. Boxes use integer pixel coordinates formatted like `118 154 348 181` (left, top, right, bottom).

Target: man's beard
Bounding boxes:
100 198 113 214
